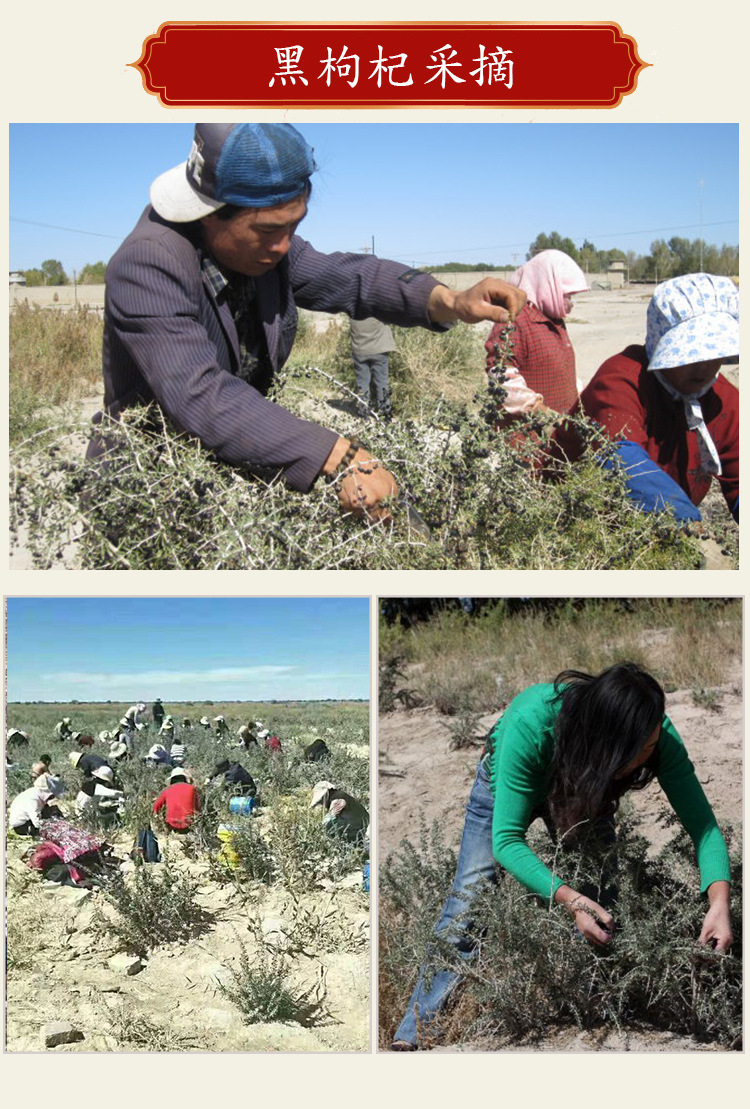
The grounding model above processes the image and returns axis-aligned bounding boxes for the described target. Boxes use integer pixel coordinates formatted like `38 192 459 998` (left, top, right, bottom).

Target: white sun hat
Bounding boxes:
93 765 115 784
310 781 336 809
645 274 739 371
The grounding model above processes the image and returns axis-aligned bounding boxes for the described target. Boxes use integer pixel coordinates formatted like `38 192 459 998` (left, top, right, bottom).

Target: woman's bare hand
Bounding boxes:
699 881 732 952
555 885 614 946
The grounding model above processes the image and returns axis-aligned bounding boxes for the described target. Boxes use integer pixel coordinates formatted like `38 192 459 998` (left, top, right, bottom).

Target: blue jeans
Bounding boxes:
393 758 497 1046
353 353 390 414
392 759 617 1047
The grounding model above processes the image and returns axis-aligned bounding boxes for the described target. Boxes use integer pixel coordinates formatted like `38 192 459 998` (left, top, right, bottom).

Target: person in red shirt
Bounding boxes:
152 769 200 834
485 250 589 422
555 273 739 522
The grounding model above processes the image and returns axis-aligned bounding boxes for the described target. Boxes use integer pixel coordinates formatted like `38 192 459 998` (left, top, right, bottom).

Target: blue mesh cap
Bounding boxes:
150 123 316 222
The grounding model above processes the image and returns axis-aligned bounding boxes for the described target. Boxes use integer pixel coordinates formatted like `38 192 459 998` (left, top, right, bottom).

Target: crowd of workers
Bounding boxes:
7 704 369 885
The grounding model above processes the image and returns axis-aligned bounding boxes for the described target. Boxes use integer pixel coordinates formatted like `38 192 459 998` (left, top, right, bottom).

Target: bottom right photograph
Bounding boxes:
378 597 742 1053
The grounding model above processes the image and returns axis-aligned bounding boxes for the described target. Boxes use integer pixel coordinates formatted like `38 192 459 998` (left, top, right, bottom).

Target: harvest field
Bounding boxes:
6 700 370 1053
378 599 743 1052
8 287 738 571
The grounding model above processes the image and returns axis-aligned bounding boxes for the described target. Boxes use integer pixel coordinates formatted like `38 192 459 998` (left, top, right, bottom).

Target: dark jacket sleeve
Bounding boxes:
288 237 448 329
104 233 338 492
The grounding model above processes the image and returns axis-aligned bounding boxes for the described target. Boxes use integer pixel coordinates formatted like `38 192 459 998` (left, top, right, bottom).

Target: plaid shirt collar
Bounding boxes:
200 250 255 307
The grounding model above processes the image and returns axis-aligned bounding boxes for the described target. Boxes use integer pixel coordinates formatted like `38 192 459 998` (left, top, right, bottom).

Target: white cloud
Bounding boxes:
41 666 297 686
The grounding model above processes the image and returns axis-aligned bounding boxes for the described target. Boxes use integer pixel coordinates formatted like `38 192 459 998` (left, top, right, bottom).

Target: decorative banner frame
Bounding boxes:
131 22 649 109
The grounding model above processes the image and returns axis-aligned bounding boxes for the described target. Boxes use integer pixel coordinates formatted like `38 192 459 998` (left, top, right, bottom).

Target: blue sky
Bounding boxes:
5 597 370 702
9 123 738 273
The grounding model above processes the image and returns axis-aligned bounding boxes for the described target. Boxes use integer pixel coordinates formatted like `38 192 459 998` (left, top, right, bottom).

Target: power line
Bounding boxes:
382 219 739 262
10 217 120 240
11 214 738 262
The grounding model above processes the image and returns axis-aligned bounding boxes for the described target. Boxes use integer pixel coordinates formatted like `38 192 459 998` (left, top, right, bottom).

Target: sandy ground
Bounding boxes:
378 654 742 1052
6 847 369 1054
7 740 371 1053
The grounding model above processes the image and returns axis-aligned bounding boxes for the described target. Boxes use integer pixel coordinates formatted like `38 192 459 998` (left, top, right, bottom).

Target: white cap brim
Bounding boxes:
150 162 226 223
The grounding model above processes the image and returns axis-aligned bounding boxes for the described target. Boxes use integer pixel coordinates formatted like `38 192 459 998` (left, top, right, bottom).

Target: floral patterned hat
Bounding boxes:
645 274 739 371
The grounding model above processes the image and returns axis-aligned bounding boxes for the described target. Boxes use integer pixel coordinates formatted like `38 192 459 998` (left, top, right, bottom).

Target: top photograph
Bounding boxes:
9 122 738 571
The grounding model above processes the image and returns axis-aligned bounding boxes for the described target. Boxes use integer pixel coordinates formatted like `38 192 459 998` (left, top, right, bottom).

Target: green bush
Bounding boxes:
9 368 705 570
379 813 742 1049
92 860 212 957
217 929 326 1025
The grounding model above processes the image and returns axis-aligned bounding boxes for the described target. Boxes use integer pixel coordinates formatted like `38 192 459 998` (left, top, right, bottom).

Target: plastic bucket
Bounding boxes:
229 796 258 816
217 824 240 868
363 862 370 893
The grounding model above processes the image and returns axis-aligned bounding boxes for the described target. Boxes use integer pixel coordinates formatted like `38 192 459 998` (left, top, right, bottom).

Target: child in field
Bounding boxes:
310 781 369 843
392 662 733 1050
206 758 257 797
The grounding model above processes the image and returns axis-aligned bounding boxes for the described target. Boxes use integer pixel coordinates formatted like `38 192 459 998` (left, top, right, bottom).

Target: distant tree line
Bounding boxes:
18 260 106 286
20 234 738 287
421 231 738 282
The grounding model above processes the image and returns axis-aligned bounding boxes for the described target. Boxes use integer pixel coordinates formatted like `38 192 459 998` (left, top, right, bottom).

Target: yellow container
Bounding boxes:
217 824 240 869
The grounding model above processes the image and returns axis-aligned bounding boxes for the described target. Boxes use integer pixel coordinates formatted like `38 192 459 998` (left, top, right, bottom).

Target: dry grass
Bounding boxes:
9 303 103 442
6 884 71 971
381 599 742 715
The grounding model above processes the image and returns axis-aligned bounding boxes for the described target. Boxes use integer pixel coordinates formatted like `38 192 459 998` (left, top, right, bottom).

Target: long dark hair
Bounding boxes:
547 662 665 837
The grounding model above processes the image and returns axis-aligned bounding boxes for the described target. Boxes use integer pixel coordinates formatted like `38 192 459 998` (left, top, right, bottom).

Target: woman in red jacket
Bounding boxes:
559 273 739 522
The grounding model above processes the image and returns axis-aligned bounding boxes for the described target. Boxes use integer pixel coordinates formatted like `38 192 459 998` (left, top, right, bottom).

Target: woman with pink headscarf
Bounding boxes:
485 250 589 420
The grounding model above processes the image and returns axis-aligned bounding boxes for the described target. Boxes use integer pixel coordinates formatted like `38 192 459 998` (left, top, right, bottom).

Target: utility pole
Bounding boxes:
698 179 704 271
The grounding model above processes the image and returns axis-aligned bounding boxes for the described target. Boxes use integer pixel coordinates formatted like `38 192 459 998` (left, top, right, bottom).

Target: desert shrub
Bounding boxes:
266 795 365 892
378 654 415 713
9 363 707 570
276 892 370 956
445 694 484 748
228 820 276 885
217 929 326 1025
691 687 723 712
92 860 212 957
379 813 742 1049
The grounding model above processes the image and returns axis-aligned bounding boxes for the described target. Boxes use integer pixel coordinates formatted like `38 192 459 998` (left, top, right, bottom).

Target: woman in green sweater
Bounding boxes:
392 662 732 1050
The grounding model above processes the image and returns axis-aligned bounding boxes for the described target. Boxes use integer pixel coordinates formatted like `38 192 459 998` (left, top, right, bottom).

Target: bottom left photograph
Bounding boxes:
5 596 371 1053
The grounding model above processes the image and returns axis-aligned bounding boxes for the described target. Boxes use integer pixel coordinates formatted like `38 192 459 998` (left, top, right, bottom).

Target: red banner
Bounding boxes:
131 22 648 109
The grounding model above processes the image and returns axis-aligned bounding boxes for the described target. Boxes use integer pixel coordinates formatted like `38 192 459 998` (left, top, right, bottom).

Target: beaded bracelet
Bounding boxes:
325 436 364 484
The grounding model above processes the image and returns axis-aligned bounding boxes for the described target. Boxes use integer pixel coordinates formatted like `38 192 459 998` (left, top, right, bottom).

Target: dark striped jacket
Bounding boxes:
98 206 442 491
